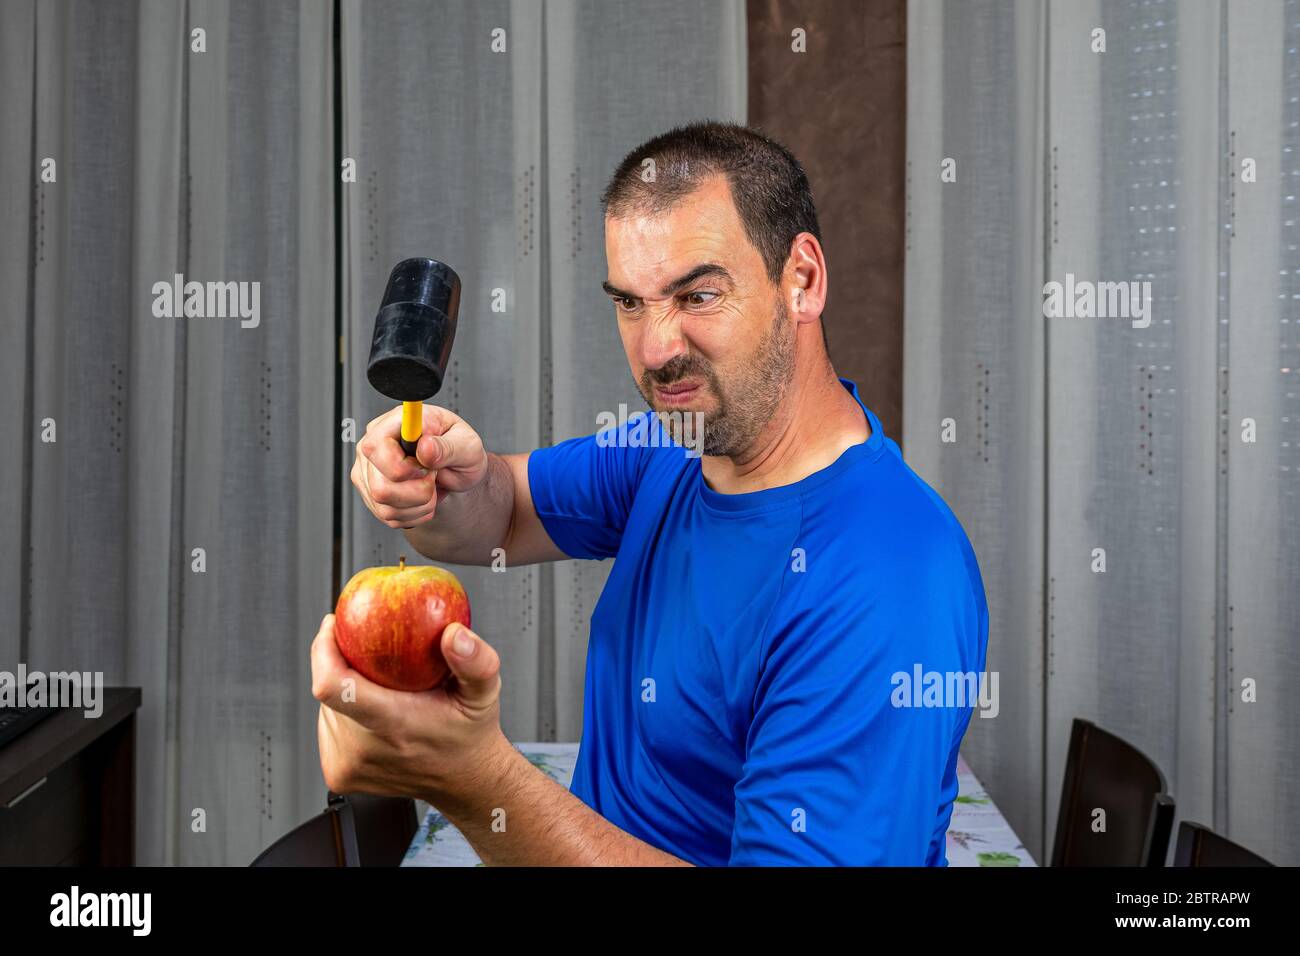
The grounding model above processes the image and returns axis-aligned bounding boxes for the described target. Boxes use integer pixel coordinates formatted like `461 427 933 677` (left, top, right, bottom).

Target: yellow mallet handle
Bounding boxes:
399 401 421 457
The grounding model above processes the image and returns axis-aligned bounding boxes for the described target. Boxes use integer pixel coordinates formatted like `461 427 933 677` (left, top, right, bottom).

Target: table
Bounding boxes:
402 742 1036 867
0 687 141 865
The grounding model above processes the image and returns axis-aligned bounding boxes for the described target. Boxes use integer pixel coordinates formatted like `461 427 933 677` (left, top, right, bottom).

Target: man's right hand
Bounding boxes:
351 404 489 529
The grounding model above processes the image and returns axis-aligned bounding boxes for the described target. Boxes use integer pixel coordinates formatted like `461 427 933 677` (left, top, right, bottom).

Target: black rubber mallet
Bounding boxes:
366 257 462 459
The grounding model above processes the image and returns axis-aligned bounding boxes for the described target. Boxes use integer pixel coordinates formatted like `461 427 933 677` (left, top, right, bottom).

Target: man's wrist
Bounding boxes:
424 729 521 820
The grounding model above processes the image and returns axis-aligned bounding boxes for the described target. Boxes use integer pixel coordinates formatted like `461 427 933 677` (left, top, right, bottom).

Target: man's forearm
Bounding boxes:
432 733 692 866
403 451 515 566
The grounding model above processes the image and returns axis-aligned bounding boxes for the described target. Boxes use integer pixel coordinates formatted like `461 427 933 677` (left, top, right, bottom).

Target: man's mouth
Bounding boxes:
653 380 702 405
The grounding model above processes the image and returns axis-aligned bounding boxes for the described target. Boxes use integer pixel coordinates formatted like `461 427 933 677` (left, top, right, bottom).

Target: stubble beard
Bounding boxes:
637 296 796 458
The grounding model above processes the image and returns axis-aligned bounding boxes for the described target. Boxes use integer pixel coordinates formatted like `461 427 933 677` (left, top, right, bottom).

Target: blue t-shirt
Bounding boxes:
526 378 989 866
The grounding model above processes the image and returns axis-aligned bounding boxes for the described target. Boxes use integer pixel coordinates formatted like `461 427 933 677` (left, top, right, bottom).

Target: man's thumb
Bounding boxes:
416 433 448 470
441 623 499 703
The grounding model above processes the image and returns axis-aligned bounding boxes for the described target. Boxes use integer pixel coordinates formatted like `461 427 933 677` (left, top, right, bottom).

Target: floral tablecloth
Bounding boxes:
403 743 1036 867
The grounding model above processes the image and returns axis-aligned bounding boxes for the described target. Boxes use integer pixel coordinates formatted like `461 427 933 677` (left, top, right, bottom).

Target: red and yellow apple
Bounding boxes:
333 557 471 692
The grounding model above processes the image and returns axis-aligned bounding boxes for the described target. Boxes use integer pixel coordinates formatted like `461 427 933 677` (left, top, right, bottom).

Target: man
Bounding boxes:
313 121 989 866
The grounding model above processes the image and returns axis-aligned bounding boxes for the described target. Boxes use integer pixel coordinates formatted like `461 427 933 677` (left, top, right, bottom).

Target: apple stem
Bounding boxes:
399 554 406 571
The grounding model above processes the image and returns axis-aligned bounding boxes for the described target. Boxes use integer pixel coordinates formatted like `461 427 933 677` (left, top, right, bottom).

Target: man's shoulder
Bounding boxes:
805 441 980 574
784 444 988 655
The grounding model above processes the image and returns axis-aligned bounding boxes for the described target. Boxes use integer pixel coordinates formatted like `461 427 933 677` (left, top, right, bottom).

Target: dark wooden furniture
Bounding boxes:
0 687 141 865
250 792 418 867
1051 717 1176 867
1174 821 1274 867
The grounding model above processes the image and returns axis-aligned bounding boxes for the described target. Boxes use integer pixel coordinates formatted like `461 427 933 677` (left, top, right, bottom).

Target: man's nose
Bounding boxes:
638 309 688 372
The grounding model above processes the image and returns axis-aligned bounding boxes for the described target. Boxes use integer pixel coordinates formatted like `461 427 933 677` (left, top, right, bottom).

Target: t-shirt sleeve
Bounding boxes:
525 412 655 561
729 561 983 866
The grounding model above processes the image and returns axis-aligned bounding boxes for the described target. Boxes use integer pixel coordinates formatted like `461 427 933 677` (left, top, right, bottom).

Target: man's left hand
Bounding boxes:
310 613 509 809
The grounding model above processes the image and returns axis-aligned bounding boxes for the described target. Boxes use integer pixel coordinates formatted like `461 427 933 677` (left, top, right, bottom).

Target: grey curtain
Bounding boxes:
1 0 744 864
906 0 1298 864
1 0 335 867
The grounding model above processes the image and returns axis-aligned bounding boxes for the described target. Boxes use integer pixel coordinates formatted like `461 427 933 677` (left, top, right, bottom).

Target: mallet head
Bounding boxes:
366 257 461 403
366 257 461 461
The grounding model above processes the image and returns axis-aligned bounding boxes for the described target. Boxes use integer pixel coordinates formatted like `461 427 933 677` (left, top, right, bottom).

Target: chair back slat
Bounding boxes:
1173 821 1274 867
1051 718 1175 867
251 793 419 867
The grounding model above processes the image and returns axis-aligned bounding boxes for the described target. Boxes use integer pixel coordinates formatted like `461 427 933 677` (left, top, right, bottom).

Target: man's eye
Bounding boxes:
684 291 719 306
614 297 637 312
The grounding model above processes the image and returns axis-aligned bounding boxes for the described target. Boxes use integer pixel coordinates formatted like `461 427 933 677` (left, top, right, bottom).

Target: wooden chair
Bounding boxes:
1173 821 1273 867
250 792 419 867
1050 718 1175 867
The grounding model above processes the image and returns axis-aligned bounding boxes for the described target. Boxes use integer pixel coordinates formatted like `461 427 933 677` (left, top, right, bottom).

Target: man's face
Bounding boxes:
603 175 795 458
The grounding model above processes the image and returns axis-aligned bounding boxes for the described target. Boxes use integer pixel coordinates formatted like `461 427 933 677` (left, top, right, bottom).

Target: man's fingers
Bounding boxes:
407 403 459 469
414 432 449 470
378 502 438 527
310 613 393 723
310 614 353 708
440 623 501 711
365 460 437 510
385 493 449 528
416 421 486 488
420 402 457 439
363 430 431 484
364 404 460 481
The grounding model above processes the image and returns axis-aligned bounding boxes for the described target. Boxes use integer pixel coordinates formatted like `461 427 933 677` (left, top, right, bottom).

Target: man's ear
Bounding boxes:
786 233 827 319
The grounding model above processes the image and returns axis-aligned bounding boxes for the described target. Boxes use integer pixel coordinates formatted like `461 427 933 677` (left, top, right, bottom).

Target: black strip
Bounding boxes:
0 864 1290 935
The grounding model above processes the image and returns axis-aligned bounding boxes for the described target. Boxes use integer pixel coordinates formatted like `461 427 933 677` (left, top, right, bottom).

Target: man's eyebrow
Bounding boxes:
602 263 735 301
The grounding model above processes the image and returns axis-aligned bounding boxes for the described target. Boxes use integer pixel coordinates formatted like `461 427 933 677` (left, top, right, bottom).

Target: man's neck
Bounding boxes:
701 356 871 496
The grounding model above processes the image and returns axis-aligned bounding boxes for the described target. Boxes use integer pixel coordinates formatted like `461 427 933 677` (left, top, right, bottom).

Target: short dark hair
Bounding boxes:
600 121 824 289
